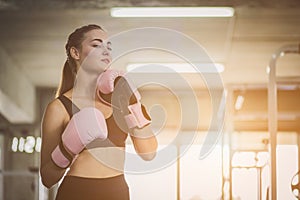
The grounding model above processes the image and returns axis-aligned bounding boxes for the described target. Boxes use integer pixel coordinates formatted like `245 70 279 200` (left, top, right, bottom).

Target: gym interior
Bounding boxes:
0 0 300 199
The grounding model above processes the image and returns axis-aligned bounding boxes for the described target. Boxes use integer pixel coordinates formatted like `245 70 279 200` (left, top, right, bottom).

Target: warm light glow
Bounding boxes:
11 136 41 153
266 65 270 74
18 137 25 152
35 137 41 152
232 152 256 167
12 137 18 152
235 95 244 110
111 7 234 18
126 63 224 73
24 136 35 153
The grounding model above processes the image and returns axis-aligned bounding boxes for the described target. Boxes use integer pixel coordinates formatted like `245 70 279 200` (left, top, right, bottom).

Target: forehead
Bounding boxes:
83 29 108 42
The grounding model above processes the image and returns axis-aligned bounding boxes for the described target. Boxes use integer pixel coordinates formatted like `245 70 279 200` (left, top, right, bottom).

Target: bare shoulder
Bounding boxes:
45 99 67 117
42 98 69 130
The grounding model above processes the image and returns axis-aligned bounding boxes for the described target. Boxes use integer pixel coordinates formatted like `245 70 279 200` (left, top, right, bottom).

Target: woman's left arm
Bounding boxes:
97 70 157 160
130 125 158 161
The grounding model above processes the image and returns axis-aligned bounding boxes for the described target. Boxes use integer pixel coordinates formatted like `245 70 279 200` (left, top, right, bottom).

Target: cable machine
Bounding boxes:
268 44 300 200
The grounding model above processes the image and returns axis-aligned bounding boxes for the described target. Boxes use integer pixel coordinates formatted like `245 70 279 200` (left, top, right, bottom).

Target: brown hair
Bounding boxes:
55 24 103 98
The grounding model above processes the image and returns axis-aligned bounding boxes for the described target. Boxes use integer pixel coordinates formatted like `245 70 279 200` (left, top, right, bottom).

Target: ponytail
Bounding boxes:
55 60 76 98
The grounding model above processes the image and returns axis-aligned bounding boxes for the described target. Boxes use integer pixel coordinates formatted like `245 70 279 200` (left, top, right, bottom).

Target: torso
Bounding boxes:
59 90 128 178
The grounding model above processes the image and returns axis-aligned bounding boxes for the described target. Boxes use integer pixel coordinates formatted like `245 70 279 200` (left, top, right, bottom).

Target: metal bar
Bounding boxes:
221 132 224 200
258 167 262 200
227 87 234 200
268 44 300 200
177 144 180 200
298 131 300 197
0 170 37 177
275 77 300 83
229 141 233 200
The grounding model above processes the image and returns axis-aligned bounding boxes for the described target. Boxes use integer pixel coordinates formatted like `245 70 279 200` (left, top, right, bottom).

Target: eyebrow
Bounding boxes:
90 39 112 45
90 38 103 43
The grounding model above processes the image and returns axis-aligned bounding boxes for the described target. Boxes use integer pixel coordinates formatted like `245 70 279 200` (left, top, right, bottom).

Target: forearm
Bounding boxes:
131 125 158 161
40 160 66 189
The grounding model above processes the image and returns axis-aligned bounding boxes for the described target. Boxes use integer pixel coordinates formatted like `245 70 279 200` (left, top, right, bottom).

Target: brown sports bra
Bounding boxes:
57 95 128 148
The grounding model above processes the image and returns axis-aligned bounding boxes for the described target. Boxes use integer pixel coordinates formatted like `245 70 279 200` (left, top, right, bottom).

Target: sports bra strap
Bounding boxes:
57 95 80 118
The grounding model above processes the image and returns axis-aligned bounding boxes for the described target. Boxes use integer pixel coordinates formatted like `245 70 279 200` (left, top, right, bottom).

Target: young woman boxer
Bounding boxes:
40 24 157 200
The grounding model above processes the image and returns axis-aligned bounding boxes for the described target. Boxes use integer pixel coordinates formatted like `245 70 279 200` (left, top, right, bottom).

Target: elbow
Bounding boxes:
40 168 56 189
140 140 158 161
40 172 52 189
139 151 157 161
42 179 53 189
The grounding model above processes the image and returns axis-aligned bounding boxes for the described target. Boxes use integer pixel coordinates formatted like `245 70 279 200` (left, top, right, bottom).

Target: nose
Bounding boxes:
102 46 110 56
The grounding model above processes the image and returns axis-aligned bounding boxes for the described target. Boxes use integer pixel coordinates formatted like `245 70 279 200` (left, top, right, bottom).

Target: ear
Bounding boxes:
70 47 80 60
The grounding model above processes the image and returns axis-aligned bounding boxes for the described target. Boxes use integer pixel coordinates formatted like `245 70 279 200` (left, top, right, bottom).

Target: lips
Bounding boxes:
101 58 111 65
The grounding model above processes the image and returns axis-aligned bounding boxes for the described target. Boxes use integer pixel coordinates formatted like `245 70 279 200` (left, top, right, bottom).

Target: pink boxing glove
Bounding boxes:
96 69 151 130
97 69 125 95
96 69 125 106
51 107 108 168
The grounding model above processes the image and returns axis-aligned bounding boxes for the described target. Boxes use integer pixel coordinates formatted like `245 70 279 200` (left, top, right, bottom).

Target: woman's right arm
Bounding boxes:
40 99 68 188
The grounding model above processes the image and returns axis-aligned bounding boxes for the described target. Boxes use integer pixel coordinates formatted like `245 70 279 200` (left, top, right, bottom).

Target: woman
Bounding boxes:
40 24 158 200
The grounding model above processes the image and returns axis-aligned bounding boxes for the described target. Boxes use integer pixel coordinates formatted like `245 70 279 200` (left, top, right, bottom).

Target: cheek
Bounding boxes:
80 47 93 59
79 48 99 65
80 48 108 71
88 49 105 61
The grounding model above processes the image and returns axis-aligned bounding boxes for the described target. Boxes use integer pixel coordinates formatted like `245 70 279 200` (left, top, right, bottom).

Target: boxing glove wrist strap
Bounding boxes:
51 140 74 169
124 102 151 129
59 140 74 161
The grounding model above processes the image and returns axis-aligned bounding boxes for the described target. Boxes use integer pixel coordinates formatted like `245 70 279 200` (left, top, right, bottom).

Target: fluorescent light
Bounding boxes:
126 63 224 73
111 7 234 18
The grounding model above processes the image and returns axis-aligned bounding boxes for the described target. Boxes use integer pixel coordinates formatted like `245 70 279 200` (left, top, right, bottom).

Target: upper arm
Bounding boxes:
41 100 67 167
40 99 68 187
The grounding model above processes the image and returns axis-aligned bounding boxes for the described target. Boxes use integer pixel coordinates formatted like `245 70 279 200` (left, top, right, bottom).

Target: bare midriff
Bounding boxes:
67 147 125 178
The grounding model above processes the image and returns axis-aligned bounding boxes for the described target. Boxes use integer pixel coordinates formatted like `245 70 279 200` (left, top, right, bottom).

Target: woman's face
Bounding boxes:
77 29 112 74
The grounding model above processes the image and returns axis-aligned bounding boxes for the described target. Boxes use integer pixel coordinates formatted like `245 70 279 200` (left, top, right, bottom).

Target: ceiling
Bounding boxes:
1 0 300 10
0 0 300 90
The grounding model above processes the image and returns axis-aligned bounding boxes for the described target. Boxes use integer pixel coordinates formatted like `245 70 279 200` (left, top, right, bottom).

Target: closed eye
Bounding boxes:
92 44 102 48
91 38 103 48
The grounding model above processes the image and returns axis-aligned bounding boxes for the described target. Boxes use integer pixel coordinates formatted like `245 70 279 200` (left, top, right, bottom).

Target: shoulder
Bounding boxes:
46 98 66 115
42 98 69 128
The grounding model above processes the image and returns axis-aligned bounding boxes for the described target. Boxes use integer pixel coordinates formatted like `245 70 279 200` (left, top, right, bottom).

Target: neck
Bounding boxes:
72 68 100 108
